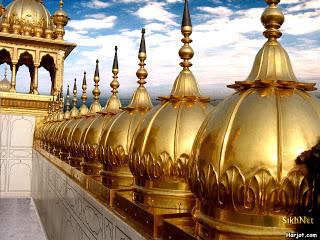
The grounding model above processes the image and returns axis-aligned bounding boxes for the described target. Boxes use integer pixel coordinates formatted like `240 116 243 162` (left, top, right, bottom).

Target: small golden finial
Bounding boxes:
261 0 284 41
81 72 87 105
79 71 89 115
179 0 193 70
53 90 60 121
59 0 64 10
136 29 148 87
127 29 153 110
104 46 122 113
90 60 102 114
70 78 79 118
242 0 300 83
111 46 119 93
58 87 64 121
170 0 201 97
64 85 71 120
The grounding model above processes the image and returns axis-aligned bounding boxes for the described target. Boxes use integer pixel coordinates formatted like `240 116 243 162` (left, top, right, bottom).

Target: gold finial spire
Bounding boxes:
53 90 60 121
79 71 89 116
104 46 122 113
244 0 298 83
111 46 120 92
136 29 147 87
261 0 284 40
64 85 71 120
51 96 56 118
127 29 153 110
70 78 79 118
58 87 64 121
59 0 64 10
180 0 193 70
170 0 201 97
90 60 102 114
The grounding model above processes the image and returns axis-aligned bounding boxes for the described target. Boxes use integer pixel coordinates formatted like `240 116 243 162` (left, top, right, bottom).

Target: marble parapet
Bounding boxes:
32 149 146 240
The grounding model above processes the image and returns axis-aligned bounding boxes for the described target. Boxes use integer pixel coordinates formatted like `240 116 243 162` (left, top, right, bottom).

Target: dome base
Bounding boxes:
114 190 191 239
100 167 133 188
193 202 311 237
133 179 195 211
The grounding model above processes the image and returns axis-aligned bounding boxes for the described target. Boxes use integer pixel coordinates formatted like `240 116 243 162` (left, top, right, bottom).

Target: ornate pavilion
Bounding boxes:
0 0 319 239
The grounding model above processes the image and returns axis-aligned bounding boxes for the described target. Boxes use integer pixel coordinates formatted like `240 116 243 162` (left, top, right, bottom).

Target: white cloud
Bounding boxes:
81 0 110 9
134 2 178 26
61 1 319 98
68 16 117 30
197 6 233 17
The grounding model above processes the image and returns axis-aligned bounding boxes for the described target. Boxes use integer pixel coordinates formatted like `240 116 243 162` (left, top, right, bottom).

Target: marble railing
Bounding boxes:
32 149 146 240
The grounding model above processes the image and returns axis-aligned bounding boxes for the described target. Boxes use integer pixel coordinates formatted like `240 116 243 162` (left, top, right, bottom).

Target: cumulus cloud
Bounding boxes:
134 2 178 26
68 15 117 30
61 1 320 98
81 0 110 9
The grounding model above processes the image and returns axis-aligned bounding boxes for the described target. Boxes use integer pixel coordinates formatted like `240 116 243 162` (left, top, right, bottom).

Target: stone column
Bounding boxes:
9 62 17 92
32 65 39 95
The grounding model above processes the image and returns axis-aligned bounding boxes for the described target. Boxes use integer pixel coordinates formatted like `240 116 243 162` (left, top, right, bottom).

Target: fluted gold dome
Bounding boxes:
99 29 153 189
1 0 54 37
81 47 122 175
129 0 213 211
190 0 320 237
58 78 81 161
68 60 102 168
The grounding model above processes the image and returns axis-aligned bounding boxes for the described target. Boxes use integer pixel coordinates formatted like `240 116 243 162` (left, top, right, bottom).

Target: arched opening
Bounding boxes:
16 52 34 94
16 65 30 93
0 63 12 83
0 49 11 65
0 49 12 92
40 54 56 95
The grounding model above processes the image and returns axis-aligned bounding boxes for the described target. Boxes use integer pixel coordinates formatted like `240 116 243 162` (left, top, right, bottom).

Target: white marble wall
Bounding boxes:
32 150 146 240
0 114 35 197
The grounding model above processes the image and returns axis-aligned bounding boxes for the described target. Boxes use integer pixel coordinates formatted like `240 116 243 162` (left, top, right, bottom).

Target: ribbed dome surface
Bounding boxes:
2 0 53 34
190 87 320 235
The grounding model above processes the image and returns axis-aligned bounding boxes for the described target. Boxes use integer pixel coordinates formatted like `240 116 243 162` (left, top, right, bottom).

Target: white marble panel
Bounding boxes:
32 150 146 240
10 116 35 148
0 113 35 196
0 114 9 147
8 159 32 192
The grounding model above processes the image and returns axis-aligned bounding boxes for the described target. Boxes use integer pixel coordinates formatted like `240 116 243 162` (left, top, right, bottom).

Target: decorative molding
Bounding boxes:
189 163 313 215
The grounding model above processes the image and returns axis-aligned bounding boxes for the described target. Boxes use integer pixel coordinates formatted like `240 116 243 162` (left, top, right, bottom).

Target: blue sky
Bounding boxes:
2 0 320 99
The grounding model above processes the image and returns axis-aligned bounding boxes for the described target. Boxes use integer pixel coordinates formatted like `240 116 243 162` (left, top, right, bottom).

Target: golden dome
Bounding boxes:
129 0 213 211
81 46 122 175
51 87 72 157
68 60 102 168
1 0 54 37
99 29 153 189
0 64 10 92
58 76 85 162
190 0 320 237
